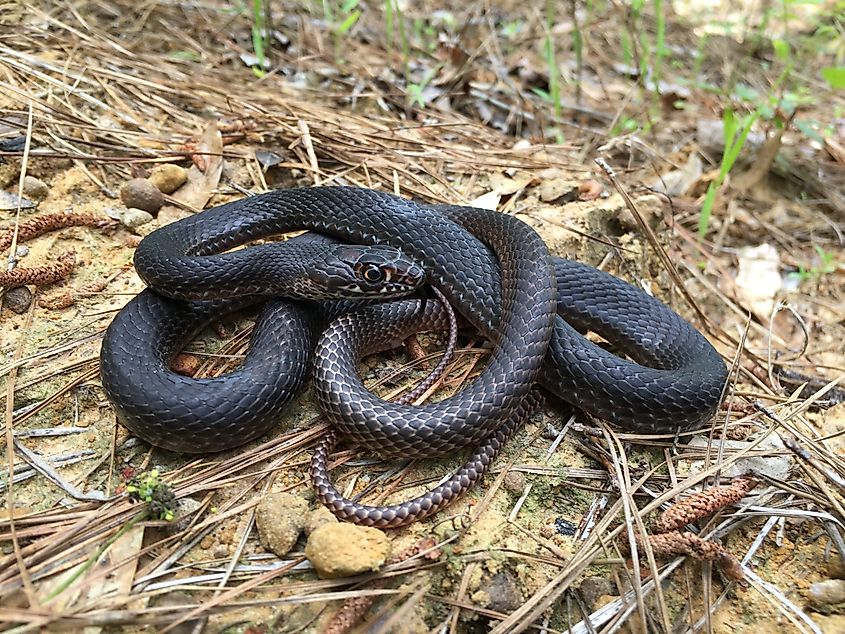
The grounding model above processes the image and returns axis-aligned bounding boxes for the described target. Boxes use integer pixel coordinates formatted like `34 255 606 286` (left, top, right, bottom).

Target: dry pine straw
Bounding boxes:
0 3 843 632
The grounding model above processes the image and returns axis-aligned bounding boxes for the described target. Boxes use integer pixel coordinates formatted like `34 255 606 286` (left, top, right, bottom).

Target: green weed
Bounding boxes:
251 0 269 77
698 108 759 237
323 0 363 62
790 245 839 283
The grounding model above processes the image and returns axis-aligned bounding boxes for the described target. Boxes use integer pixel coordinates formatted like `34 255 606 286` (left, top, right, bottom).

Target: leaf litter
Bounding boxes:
1 1 844 632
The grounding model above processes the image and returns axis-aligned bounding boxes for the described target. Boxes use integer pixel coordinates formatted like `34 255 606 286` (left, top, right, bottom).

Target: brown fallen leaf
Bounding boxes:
171 120 224 211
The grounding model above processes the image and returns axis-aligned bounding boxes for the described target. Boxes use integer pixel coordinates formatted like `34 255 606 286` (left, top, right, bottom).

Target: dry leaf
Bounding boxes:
578 179 603 201
650 153 703 197
488 172 536 196
171 121 224 211
470 190 501 210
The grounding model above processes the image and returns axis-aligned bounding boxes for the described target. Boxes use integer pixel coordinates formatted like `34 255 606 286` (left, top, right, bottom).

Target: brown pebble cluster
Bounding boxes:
654 476 759 533
0 251 75 287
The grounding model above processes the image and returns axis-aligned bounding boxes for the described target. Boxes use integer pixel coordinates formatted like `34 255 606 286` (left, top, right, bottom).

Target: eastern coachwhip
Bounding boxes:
100 186 727 525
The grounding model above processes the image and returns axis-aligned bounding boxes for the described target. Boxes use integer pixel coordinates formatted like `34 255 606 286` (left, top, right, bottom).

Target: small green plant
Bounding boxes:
697 107 759 237
126 469 177 522
384 0 410 79
45 470 176 601
652 0 666 97
323 0 363 62
543 0 564 142
822 66 845 89
406 64 441 108
168 50 201 62
500 19 524 40
610 116 641 136
790 246 839 283
251 0 269 77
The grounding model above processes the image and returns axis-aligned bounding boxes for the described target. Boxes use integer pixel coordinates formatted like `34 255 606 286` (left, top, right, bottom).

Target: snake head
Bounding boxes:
307 244 425 299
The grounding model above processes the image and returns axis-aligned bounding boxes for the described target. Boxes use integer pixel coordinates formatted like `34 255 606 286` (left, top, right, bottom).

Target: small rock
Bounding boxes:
172 353 200 377
169 497 202 534
148 164 188 194
304 506 338 536
104 206 124 221
21 176 48 201
304 523 391 578
120 208 154 229
3 287 32 314
475 571 522 613
120 178 163 214
0 190 35 211
578 577 616 609
808 579 845 605
15 245 28 258
255 492 308 557
503 470 526 494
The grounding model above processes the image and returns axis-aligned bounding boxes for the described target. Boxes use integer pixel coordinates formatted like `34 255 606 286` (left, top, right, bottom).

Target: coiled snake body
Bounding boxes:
100 187 727 526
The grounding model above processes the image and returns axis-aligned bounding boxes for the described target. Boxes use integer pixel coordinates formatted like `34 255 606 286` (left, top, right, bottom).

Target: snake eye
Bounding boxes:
361 264 385 284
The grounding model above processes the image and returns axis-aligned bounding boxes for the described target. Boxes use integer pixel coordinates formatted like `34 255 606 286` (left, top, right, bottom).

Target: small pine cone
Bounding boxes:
637 531 745 580
645 531 725 560
0 251 75 288
655 476 758 533
0 212 112 252
324 596 373 634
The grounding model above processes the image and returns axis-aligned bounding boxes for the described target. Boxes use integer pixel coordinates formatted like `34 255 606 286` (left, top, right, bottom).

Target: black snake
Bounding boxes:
100 187 727 526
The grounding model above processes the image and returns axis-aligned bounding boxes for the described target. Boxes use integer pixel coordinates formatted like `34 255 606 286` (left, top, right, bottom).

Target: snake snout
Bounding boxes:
310 244 426 299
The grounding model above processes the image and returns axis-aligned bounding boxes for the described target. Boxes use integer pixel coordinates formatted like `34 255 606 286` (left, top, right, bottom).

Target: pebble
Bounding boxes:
148 164 188 194
304 523 391 578
15 245 29 258
120 208 155 229
503 470 526 494
578 577 616 609
171 353 200 377
120 178 163 214
3 287 33 314
21 176 49 201
168 497 202 534
473 571 523 613
808 578 845 605
303 506 338 536
255 492 308 557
